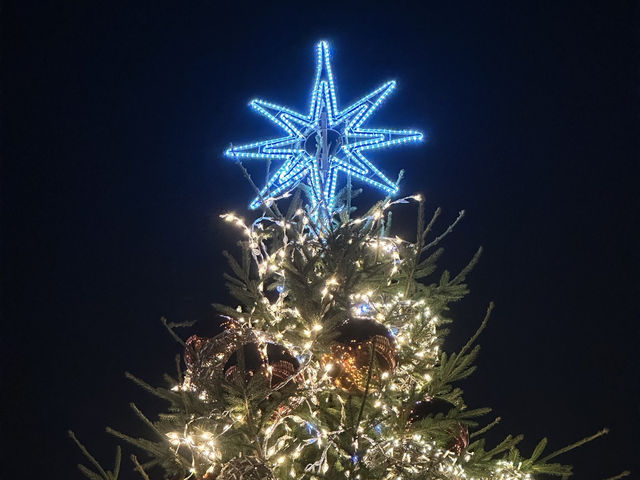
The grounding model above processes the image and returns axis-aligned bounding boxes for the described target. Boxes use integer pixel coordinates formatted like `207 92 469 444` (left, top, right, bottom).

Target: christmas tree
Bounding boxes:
71 41 624 480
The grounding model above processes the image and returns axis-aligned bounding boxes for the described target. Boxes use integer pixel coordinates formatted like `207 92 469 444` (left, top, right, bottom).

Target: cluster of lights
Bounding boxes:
165 430 219 462
322 333 397 393
493 461 533 480
225 41 423 215
162 421 239 478
161 197 539 480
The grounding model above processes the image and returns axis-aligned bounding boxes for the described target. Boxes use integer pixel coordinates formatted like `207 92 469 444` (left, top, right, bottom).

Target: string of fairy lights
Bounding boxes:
160 197 533 480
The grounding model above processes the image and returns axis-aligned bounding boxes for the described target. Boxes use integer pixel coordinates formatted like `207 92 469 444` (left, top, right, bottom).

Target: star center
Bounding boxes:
303 128 343 157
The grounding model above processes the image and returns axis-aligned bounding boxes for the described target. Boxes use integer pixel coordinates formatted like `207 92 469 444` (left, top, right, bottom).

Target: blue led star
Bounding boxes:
225 41 423 214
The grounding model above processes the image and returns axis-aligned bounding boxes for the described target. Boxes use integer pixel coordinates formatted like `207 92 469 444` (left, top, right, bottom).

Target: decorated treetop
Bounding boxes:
69 40 625 480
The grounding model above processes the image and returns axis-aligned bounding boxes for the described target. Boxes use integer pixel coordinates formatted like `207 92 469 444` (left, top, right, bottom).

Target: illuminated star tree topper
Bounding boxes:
225 41 423 216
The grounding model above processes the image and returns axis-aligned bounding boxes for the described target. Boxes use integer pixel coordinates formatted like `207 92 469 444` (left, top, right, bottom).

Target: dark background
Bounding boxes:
2 1 638 478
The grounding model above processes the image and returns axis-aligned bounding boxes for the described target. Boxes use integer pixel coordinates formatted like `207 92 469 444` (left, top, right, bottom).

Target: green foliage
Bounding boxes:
73 197 618 479
69 431 121 480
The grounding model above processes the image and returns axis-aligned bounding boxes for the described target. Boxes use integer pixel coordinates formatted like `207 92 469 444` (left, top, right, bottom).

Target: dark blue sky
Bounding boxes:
2 1 638 478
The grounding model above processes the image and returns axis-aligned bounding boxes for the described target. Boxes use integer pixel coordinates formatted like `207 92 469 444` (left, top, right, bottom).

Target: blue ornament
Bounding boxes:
225 41 423 215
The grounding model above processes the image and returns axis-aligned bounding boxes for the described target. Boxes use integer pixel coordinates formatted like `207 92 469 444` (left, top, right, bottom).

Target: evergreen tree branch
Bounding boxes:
113 446 122 479
174 354 183 384
403 199 425 297
421 209 465 253
67 430 112 480
478 434 524 460
131 455 152 480
161 317 196 347
604 471 631 480
68 431 118 480
459 302 493 357
422 206 441 243
106 427 171 458
451 246 483 286
130 402 166 440
233 156 280 218
77 465 106 480
125 371 178 403
470 416 501 439
538 428 609 464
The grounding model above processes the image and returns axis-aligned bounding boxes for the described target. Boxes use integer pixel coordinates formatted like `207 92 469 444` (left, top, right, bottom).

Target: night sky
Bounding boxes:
2 2 638 479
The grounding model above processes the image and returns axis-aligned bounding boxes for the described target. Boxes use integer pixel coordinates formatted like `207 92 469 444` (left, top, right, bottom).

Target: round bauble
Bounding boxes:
218 456 274 480
324 317 397 393
224 342 300 388
183 329 258 390
407 397 469 454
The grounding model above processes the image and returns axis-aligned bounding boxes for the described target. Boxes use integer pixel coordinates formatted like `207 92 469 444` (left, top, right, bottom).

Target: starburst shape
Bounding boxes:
225 41 423 213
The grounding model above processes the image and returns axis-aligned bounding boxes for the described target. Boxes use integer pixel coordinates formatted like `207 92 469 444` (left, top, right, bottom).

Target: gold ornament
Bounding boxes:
324 317 397 393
